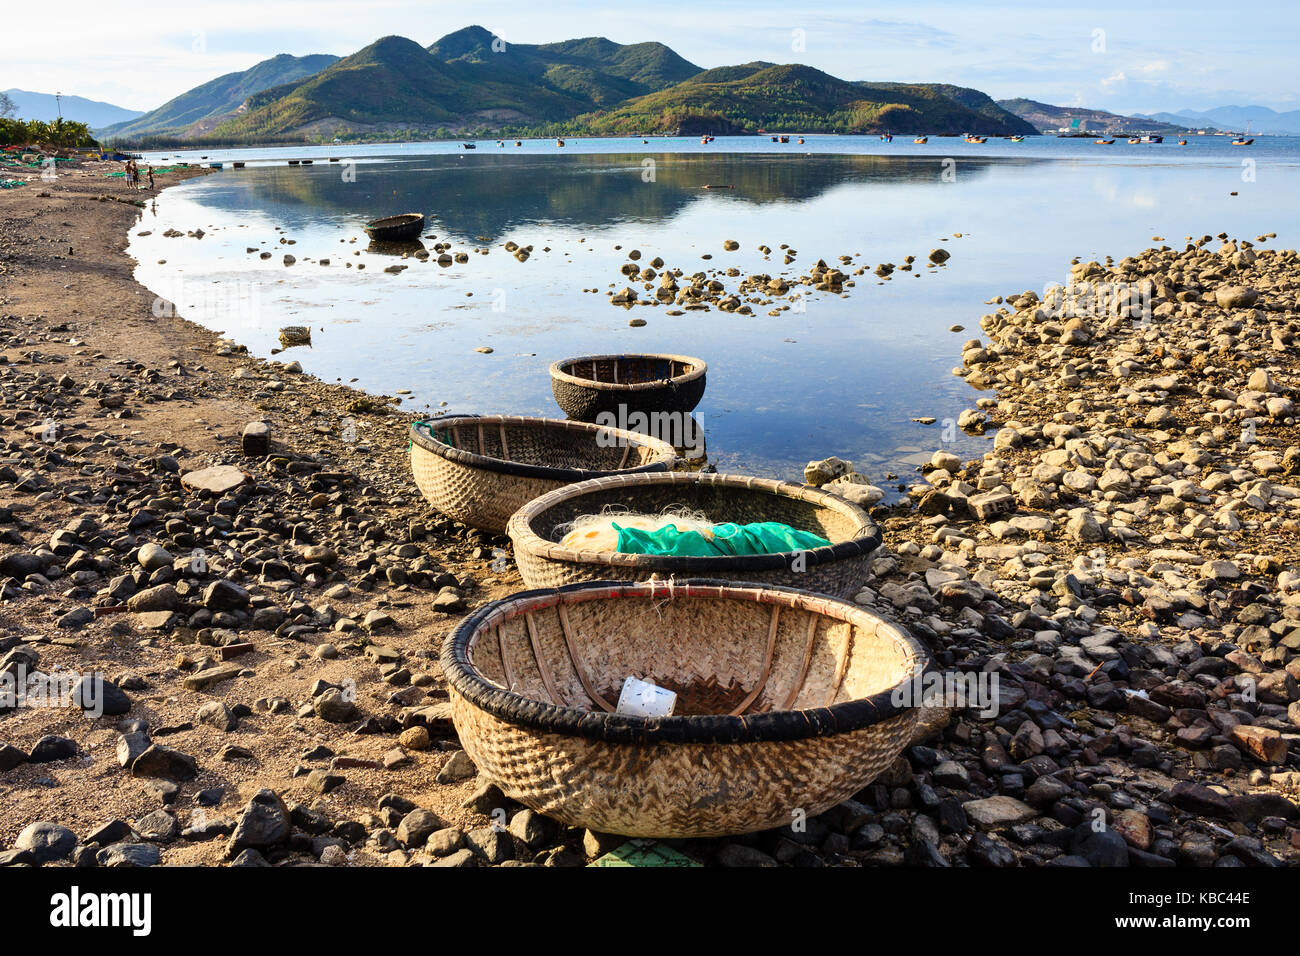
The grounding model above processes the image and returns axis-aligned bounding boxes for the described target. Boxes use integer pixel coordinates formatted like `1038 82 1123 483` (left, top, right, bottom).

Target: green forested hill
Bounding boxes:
109 27 1041 144
555 64 1036 136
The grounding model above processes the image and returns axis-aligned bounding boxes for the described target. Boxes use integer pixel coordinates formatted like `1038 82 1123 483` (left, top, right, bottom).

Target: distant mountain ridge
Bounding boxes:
997 98 1194 135
1135 106 1300 135
3 89 143 127
97 53 340 139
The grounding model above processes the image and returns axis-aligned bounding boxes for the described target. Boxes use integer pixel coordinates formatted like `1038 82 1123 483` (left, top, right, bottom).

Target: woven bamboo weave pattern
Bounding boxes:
549 353 707 422
409 415 677 534
441 580 928 838
507 471 882 598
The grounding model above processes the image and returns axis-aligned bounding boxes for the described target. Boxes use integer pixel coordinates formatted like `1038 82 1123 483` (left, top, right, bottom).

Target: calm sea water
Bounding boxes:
130 135 1300 486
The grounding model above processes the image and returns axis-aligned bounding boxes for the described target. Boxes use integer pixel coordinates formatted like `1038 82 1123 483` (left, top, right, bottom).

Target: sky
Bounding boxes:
3 0 1296 116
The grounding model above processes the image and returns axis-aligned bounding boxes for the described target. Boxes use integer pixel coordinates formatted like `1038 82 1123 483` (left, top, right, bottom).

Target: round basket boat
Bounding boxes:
549 353 706 422
442 579 929 838
507 471 881 598
410 415 677 534
363 212 425 242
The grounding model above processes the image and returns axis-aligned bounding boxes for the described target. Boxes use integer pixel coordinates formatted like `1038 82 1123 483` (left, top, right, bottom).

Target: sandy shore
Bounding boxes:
0 162 525 866
1 163 1297 868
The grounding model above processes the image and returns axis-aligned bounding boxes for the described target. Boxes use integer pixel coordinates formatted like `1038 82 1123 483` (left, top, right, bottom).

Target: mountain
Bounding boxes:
563 64 1035 136
209 27 703 140
1136 106 1300 135
115 28 1036 144
898 84 1036 134
429 26 702 99
98 53 339 140
997 98 1191 135
3 89 143 127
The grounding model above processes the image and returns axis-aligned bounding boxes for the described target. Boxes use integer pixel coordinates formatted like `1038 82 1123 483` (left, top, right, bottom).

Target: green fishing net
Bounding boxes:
614 521 831 557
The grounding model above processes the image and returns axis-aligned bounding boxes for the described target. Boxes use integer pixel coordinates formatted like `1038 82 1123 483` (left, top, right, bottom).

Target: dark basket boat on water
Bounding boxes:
363 213 426 242
549 353 707 422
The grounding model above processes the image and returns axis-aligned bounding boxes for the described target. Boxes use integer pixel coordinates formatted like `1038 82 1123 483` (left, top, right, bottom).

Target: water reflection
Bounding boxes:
213 153 1004 241
132 148 1297 488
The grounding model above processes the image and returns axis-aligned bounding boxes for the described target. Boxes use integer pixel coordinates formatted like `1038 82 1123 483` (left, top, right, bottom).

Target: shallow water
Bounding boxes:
130 135 1300 487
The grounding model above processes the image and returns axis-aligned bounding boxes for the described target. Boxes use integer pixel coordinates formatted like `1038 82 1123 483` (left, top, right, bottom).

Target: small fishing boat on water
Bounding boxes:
1231 133 1253 145
880 133 893 142
1128 137 1141 144
797 137 805 144
964 135 987 144
515 141 522 146
556 139 566 147
1178 139 1188 146
363 213 425 242
1141 134 1163 143
1094 138 1115 145
1008 135 1025 142
462 142 476 149
913 136 928 144
779 135 789 143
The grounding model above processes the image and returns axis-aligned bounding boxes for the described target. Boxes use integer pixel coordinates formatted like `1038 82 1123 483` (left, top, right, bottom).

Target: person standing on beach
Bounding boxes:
123 160 132 187
147 165 155 190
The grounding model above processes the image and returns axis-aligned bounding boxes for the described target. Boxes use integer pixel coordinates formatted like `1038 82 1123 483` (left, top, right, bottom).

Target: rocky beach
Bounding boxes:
1 163 1297 868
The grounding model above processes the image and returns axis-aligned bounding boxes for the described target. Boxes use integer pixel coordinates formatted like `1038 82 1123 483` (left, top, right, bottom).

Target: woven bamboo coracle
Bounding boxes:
441 579 929 838
409 415 677 534
507 471 881 598
549 353 706 422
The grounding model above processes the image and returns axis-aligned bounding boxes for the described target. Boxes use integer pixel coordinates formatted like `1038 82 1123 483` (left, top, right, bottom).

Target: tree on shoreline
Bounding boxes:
0 116 97 148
